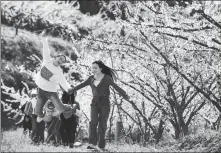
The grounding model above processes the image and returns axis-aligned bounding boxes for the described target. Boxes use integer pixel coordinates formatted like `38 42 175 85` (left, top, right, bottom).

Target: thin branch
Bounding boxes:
186 101 206 126
183 91 199 110
132 22 213 32
140 30 221 112
212 38 221 45
141 0 162 15
195 9 221 30
154 31 221 51
181 86 190 108
120 80 164 111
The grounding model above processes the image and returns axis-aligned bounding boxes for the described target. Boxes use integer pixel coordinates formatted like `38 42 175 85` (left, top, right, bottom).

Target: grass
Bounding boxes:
1 128 221 152
1 128 162 152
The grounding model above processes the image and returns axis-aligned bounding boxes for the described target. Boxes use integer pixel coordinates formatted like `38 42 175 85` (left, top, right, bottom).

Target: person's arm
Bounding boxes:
57 73 71 93
42 37 51 63
68 76 91 94
107 75 129 100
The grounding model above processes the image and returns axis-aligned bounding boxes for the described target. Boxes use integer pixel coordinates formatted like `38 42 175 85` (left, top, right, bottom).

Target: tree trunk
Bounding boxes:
177 110 189 136
155 120 165 144
115 121 123 141
172 120 189 139
174 124 181 139
143 125 150 146
108 104 115 142
15 26 18 35
182 124 189 135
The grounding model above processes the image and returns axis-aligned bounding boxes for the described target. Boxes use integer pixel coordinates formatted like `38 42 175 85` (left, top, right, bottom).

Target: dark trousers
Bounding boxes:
59 114 78 144
23 115 32 134
35 88 71 117
31 114 45 142
89 105 110 149
46 117 62 144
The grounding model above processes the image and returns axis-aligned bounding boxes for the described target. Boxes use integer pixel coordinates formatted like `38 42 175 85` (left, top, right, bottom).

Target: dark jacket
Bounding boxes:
73 74 127 106
61 91 80 119
20 102 32 130
61 91 80 110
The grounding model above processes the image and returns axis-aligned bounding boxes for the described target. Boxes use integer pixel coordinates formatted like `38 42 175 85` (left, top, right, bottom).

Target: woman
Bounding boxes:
69 60 129 150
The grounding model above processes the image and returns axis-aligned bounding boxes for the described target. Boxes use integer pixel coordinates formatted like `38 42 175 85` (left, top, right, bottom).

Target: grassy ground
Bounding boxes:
1 128 162 152
1 128 221 152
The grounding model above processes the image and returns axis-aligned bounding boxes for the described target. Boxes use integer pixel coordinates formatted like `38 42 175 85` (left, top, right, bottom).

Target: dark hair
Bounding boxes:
55 54 67 62
92 60 118 81
28 90 37 97
61 91 76 104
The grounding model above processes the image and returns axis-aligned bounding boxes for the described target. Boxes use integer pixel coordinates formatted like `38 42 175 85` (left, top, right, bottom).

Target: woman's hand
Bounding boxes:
67 87 75 95
39 30 46 37
71 104 77 114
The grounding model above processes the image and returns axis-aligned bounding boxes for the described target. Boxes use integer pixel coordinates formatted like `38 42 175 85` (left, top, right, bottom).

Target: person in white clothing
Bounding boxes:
34 31 74 125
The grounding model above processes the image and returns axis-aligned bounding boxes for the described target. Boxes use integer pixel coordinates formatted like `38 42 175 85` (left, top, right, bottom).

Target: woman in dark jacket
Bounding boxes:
59 91 80 148
68 60 129 151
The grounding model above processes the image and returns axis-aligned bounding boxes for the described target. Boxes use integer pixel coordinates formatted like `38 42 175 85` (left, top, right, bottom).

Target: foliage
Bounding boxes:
74 0 221 141
1 25 81 129
1 25 78 91
1 0 221 146
1 1 106 41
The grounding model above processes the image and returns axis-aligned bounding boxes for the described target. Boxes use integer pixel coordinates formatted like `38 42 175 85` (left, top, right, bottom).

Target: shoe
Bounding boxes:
74 142 82 147
62 142 68 146
31 135 42 145
69 143 74 148
87 144 97 150
98 148 108 152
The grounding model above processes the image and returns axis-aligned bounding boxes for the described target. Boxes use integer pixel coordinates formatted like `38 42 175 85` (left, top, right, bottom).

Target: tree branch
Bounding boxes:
120 80 165 112
186 101 206 126
132 22 213 32
164 97 179 127
140 30 221 112
154 31 221 51
181 86 190 108
183 91 199 110
195 9 221 30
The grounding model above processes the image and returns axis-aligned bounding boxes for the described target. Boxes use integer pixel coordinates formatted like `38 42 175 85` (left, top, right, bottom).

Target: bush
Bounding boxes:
178 129 221 152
